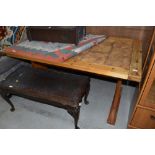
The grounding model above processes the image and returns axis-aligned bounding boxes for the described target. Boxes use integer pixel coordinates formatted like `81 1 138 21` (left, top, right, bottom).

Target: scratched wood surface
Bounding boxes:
5 36 142 82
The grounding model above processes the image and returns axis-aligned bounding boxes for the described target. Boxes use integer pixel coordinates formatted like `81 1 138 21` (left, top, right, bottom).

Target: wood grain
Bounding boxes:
128 45 155 128
4 36 142 82
107 80 122 125
131 107 155 129
144 80 155 105
128 40 142 82
139 62 155 109
143 29 155 72
87 26 154 65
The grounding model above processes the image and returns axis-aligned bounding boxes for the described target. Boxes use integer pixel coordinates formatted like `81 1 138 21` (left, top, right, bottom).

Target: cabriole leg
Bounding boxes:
1 93 15 112
67 106 80 129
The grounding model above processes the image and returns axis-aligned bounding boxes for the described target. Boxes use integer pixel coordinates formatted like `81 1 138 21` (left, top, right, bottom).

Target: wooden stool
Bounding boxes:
0 65 90 129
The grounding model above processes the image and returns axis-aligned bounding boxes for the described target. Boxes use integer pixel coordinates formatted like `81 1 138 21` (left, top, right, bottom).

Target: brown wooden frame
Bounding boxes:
143 29 155 73
128 30 155 128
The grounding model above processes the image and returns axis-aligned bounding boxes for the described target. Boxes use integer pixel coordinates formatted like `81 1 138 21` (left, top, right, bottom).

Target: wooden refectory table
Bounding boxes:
4 36 142 125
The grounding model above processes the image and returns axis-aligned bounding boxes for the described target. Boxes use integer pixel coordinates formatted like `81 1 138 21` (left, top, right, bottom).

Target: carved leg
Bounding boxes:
67 106 80 129
84 82 90 105
1 93 15 112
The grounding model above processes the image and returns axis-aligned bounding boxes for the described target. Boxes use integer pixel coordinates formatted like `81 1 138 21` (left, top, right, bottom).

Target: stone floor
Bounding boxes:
0 78 136 129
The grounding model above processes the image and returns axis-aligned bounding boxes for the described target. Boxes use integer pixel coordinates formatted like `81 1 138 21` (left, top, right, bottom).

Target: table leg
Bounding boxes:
107 79 122 125
31 62 48 70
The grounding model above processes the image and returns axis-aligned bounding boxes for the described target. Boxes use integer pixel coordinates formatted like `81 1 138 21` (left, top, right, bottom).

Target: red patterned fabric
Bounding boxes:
5 34 106 63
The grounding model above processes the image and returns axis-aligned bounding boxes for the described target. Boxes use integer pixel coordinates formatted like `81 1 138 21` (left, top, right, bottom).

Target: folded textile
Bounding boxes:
4 34 106 63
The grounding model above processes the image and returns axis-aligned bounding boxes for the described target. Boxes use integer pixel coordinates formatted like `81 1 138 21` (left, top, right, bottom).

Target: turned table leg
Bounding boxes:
107 79 122 125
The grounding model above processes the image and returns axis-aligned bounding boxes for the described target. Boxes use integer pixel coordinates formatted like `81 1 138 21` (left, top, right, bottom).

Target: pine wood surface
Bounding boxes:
5 36 142 82
130 107 155 129
128 36 155 128
143 29 155 72
87 26 154 64
107 80 122 125
144 79 155 105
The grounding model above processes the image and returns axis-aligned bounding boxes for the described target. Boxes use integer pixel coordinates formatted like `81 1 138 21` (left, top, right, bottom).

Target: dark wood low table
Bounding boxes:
0 65 90 129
